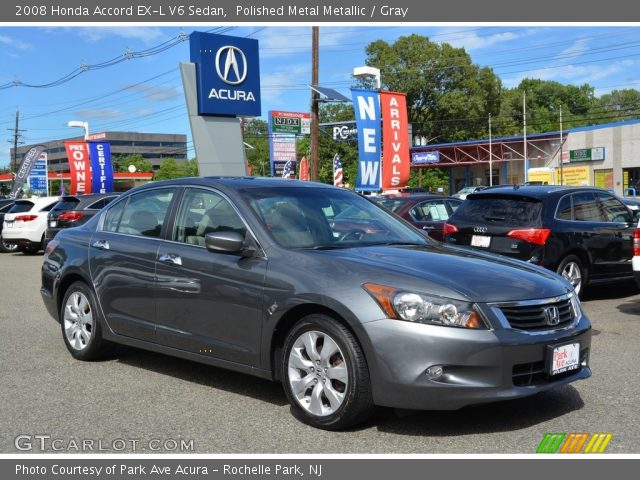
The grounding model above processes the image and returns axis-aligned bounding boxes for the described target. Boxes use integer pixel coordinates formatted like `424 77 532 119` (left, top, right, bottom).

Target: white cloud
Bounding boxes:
258 27 352 58
74 27 165 44
261 64 311 105
0 35 31 50
125 84 180 101
75 108 123 119
434 28 536 51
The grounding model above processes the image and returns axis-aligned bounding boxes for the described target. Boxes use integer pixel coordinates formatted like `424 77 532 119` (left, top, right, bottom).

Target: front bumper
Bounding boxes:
362 313 591 410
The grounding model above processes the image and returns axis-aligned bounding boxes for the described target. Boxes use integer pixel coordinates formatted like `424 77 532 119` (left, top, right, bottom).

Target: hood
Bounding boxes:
315 243 571 303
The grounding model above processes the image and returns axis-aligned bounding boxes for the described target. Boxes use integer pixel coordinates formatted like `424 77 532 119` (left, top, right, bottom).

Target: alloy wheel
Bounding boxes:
63 291 94 351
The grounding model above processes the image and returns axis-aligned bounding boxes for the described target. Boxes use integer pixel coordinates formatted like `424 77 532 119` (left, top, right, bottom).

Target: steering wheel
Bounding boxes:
338 229 366 242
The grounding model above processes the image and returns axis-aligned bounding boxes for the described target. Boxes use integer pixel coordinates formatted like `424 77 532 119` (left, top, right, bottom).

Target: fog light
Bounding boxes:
426 365 444 379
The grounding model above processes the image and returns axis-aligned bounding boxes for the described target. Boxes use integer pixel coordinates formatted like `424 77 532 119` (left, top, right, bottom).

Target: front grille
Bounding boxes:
499 298 574 330
512 349 588 386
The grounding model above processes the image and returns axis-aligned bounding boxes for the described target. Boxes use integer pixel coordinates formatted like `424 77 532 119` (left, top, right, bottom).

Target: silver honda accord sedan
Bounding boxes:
41 177 591 430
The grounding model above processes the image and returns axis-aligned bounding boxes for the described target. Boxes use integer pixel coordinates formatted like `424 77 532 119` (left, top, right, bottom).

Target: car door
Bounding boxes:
594 191 635 278
406 198 460 241
88 187 176 342
154 187 267 367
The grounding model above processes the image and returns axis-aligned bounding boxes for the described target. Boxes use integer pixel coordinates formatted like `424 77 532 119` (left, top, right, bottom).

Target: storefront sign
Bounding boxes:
569 147 605 162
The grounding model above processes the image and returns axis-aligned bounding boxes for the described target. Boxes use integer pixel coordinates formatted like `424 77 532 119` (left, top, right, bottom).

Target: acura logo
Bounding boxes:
473 226 488 233
544 306 561 326
215 46 247 85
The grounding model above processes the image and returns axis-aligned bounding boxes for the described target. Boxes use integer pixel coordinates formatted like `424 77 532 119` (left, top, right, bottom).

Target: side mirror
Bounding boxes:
205 231 246 255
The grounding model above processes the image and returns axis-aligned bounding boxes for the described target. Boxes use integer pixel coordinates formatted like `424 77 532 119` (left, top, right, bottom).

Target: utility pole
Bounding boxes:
8 110 25 173
523 92 528 184
310 26 320 182
489 113 493 186
559 105 564 186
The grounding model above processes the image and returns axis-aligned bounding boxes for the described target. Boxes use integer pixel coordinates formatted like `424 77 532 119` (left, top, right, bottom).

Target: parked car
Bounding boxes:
45 193 120 246
622 196 640 214
42 178 591 430
452 185 486 200
0 200 17 253
374 194 463 241
444 185 636 297
634 218 640 288
2 196 60 254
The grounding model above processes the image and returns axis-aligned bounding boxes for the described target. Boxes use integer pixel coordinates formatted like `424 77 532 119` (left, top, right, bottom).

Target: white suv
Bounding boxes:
2 196 60 254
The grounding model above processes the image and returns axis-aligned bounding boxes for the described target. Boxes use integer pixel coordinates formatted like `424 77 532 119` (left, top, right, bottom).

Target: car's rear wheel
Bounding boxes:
281 314 374 430
61 281 111 360
557 255 587 297
0 236 18 253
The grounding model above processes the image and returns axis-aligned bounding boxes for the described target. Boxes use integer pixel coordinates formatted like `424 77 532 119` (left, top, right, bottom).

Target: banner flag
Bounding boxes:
298 156 309 181
88 142 114 193
333 154 344 187
65 141 92 195
380 91 410 190
351 89 381 191
9 145 45 199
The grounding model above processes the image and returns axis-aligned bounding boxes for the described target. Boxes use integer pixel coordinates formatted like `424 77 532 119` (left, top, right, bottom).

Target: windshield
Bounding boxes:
243 187 428 249
372 197 409 212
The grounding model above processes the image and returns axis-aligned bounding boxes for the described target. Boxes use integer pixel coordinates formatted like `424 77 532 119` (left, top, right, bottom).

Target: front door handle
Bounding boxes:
91 240 110 250
159 253 182 266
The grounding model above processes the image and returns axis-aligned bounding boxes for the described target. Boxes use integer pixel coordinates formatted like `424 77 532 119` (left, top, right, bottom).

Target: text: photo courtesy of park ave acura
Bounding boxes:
2 18 640 454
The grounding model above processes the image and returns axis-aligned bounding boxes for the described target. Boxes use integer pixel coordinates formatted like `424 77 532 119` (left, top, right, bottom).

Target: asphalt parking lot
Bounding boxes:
1 252 639 454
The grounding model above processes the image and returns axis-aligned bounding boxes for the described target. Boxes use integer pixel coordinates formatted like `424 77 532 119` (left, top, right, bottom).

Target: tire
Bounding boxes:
281 314 374 430
0 236 18 253
60 281 111 361
557 254 587 298
22 245 40 255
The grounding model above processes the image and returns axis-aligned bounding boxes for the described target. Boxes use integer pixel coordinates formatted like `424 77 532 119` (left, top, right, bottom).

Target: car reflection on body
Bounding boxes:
41 177 591 430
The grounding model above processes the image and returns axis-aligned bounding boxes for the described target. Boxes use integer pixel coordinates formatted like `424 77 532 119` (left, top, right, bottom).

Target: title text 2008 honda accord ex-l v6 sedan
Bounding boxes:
41 178 591 430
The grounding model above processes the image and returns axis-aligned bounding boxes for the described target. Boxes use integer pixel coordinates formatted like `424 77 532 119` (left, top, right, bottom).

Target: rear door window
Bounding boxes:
572 192 604 222
451 196 543 226
103 188 175 238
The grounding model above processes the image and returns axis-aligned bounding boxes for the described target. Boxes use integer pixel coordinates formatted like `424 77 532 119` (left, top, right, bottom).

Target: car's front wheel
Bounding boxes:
281 314 374 430
557 254 587 297
61 282 111 360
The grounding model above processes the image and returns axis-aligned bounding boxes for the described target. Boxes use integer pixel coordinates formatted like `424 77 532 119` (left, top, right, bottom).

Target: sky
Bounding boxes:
1 25 639 168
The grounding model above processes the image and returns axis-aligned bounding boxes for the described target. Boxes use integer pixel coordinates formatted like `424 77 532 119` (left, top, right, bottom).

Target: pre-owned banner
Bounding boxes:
352 89 381 191
9 145 45 199
88 142 114 193
65 141 92 195
380 91 410 190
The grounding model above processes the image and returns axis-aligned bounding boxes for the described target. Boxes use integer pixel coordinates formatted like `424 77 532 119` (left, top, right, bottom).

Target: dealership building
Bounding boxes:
410 118 640 197
11 131 188 173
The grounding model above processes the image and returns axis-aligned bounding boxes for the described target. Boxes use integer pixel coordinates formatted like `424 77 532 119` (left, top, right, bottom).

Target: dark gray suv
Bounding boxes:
41 178 591 430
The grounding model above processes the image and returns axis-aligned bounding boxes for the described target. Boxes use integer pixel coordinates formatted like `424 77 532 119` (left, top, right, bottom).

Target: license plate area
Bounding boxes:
49 221 57 228
547 342 580 376
471 235 491 248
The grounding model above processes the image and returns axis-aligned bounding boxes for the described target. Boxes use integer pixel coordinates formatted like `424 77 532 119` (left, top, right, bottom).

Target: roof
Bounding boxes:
146 176 337 190
469 185 604 199
411 117 640 151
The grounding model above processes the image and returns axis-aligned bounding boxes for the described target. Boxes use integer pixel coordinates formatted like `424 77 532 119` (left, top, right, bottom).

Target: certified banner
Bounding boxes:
380 91 410 190
9 144 45 198
65 141 92 195
351 89 381 191
88 142 114 193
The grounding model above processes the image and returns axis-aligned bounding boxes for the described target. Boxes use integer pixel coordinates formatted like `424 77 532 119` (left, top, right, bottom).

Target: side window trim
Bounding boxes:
554 193 574 221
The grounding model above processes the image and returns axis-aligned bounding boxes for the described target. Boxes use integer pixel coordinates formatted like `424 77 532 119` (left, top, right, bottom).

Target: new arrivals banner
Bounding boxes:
88 142 114 193
9 145 45 199
65 141 92 195
380 91 410 190
351 89 381 191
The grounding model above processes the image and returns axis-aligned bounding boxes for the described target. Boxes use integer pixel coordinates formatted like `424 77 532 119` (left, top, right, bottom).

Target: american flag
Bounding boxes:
282 160 295 179
333 154 343 187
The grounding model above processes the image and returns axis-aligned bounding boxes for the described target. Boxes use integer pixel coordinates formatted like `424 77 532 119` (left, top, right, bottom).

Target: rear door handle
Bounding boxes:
159 253 182 266
91 240 110 250
422 226 435 230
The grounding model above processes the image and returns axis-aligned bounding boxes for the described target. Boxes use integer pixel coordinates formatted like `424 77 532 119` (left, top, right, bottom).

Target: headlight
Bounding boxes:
363 283 487 329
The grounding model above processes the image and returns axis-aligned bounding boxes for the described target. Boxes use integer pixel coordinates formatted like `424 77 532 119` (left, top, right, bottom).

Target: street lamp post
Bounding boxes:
67 120 89 140
353 66 381 89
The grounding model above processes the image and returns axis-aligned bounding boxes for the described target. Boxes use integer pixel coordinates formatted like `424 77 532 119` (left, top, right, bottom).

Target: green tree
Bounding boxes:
243 118 270 176
111 154 153 173
184 157 199 177
364 34 503 143
153 158 187 180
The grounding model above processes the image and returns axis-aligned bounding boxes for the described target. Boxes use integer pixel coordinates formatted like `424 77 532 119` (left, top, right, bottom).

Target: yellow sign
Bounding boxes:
556 166 591 186
594 169 613 190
